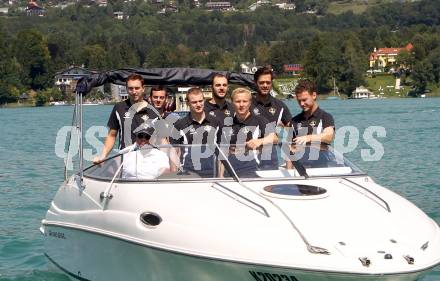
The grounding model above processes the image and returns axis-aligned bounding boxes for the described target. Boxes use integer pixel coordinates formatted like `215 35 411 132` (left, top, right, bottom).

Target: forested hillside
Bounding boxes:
1 0 440 103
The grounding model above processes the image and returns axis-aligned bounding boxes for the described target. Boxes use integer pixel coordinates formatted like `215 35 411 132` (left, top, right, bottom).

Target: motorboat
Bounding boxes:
41 68 440 281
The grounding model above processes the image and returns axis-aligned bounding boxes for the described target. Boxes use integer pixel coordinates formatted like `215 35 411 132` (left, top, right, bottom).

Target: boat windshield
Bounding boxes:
83 143 364 182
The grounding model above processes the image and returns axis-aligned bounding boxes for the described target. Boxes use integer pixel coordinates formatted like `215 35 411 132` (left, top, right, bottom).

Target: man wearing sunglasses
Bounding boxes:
121 126 170 179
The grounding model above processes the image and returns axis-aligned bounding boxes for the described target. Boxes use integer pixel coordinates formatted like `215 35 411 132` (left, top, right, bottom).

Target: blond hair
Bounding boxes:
231 87 252 101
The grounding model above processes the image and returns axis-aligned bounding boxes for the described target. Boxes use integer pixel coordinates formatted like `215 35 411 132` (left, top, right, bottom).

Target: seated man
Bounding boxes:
121 126 170 179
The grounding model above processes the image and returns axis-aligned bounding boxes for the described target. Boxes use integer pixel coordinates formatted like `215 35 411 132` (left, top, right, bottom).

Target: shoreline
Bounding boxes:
1 96 439 109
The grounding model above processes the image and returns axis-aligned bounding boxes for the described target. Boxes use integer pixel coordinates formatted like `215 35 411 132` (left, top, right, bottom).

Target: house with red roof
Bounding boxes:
369 43 413 69
25 1 45 16
283 64 303 76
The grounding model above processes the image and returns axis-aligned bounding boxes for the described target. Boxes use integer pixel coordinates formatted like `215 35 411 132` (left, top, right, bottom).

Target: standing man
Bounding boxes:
171 87 222 175
252 66 292 127
204 73 235 121
291 79 335 145
93 74 157 164
221 88 277 175
149 86 171 118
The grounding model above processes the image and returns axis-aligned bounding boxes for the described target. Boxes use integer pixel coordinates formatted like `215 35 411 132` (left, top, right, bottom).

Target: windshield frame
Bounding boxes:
82 143 367 183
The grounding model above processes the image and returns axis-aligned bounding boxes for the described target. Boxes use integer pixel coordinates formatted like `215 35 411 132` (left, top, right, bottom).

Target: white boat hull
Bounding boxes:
43 224 429 281
41 173 440 281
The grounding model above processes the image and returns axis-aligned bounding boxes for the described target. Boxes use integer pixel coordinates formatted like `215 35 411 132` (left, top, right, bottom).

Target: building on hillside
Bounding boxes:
0 7 9 15
248 0 271 11
18 92 29 103
205 1 233 11
240 59 259 74
113 11 128 20
158 3 178 14
369 43 414 69
110 84 128 101
54 66 96 98
274 2 295 10
191 0 200 8
283 64 303 76
25 1 45 16
94 0 107 6
351 86 373 99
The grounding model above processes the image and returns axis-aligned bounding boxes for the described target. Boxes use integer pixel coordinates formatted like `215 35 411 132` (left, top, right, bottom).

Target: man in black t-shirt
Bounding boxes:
251 66 292 127
171 87 222 176
221 87 277 176
291 79 335 145
204 73 235 125
93 74 158 164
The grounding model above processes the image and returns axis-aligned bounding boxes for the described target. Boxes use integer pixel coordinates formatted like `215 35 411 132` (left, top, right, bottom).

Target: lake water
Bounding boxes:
0 98 439 280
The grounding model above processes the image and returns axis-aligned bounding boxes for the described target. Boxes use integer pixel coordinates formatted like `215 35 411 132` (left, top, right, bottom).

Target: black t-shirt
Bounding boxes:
204 100 235 126
291 107 335 139
222 113 272 145
221 113 274 175
251 95 292 126
107 100 159 149
171 113 222 175
171 113 222 145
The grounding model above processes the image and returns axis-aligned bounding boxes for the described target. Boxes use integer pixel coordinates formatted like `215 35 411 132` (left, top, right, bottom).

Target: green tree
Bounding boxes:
337 34 366 96
0 30 22 104
82 44 108 70
410 61 433 96
14 29 52 90
302 35 338 93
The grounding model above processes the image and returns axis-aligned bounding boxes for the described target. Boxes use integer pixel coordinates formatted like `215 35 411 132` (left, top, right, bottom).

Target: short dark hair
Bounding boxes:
254 66 273 82
211 73 228 86
150 85 168 96
186 87 203 101
126 73 145 86
294 79 317 96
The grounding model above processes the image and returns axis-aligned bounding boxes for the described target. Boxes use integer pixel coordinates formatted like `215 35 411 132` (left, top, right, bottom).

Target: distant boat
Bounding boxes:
50 101 69 106
326 96 340 100
83 101 104 105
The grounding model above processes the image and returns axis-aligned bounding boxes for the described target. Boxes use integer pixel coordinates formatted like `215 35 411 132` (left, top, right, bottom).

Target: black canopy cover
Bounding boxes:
75 67 256 95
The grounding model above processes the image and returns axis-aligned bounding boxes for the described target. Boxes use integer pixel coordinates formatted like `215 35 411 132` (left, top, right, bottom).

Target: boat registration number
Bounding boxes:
249 271 299 281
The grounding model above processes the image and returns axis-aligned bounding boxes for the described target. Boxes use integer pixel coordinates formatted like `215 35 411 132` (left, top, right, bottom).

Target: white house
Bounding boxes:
351 86 373 99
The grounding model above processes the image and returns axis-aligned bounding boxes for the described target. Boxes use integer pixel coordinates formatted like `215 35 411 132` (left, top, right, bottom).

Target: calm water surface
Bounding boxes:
0 99 439 280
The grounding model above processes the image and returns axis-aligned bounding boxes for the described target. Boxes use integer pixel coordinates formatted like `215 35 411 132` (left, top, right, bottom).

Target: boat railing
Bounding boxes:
341 178 392 213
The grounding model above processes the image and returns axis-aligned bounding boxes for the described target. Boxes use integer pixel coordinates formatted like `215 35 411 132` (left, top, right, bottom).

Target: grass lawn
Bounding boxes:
365 74 411 97
273 77 298 97
327 0 390 15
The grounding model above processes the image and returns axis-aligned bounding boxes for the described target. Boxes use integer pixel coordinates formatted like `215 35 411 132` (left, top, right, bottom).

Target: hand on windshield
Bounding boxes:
93 156 104 165
246 139 262 150
293 135 310 145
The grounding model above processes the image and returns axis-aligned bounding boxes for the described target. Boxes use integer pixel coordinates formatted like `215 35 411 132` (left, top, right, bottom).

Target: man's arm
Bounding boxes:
93 129 118 164
280 102 292 127
293 126 334 145
246 132 278 150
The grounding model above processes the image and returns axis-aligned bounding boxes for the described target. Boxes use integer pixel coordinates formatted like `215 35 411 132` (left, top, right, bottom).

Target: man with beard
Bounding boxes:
204 73 235 124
